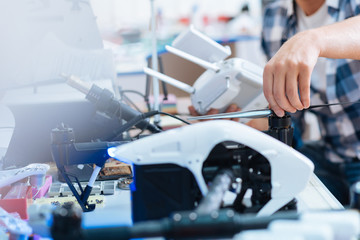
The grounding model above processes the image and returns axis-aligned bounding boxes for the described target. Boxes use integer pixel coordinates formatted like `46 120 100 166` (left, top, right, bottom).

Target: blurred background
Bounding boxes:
90 0 266 74
90 0 263 41
0 0 279 167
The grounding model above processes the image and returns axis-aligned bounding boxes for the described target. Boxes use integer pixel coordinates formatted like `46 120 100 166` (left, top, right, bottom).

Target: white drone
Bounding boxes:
144 25 267 117
109 120 314 216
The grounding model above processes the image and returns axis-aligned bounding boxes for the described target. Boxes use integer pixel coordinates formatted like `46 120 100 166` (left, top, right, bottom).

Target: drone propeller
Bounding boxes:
187 100 360 121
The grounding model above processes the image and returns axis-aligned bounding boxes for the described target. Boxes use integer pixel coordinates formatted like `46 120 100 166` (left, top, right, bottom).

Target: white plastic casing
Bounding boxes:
171 25 231 63
235 210 360 240
192 58 267 115
109 120 314 216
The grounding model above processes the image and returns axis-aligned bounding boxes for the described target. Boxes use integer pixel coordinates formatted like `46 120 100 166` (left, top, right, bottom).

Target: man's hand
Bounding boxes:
263 15 360 117
263 30 320 117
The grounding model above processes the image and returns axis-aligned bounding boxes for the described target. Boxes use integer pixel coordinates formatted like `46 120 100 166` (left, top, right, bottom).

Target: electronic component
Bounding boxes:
50 124 125 212
65 75 162 136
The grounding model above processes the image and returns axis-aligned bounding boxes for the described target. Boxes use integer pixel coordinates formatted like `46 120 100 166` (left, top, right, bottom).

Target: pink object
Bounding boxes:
32 175 52 199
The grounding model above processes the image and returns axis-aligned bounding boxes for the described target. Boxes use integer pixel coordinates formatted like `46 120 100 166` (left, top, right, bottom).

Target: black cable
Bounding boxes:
307 100 360 109
107 111 157 140
120 89 146 99
64 74 189 139
131 127 147 139
157 111 191 125
128 116 151 140
144 60 152 110
144 55 168 110
130 112 191 139
158 56 168 101
110 111 191 140
67 82 162 135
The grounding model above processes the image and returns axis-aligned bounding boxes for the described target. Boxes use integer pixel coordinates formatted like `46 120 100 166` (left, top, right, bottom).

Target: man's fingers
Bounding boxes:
188 105 199 116
226 103 241 121
263 65 285 117
207 108 219 115
298 66 311 109
188 106 220 122
285 70 304 110
273 65 297 114
226 103 240 112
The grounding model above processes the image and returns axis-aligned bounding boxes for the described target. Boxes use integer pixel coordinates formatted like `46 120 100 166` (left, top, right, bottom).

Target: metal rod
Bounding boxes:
150 0 160 124
187 109 272 120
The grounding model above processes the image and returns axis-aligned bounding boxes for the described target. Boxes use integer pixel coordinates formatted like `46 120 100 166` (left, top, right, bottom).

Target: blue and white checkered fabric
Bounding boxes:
261 0 360 163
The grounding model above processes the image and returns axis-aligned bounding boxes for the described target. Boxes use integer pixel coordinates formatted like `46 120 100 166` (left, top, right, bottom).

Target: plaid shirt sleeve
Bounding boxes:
261 2 287 61
261 0 360 163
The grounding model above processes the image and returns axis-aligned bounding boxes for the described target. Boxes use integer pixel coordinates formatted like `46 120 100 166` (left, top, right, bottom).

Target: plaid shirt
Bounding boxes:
261 0 360 163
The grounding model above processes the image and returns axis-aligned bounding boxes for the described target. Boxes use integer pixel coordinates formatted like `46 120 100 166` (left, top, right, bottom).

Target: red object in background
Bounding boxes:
0 176 52 220
203 15 210 26
0 183 33 220
179 17 190 26
218 15 233 23
0 198 29 220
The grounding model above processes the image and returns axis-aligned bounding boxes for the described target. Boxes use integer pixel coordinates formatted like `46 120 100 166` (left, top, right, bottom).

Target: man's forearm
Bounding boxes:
311 15 360 60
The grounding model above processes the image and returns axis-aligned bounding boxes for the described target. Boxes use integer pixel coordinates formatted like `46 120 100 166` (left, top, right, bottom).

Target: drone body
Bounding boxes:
109 120 314 217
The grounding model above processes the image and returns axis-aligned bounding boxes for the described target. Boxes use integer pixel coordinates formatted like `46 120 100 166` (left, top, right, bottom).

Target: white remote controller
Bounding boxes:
0 163 50 188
